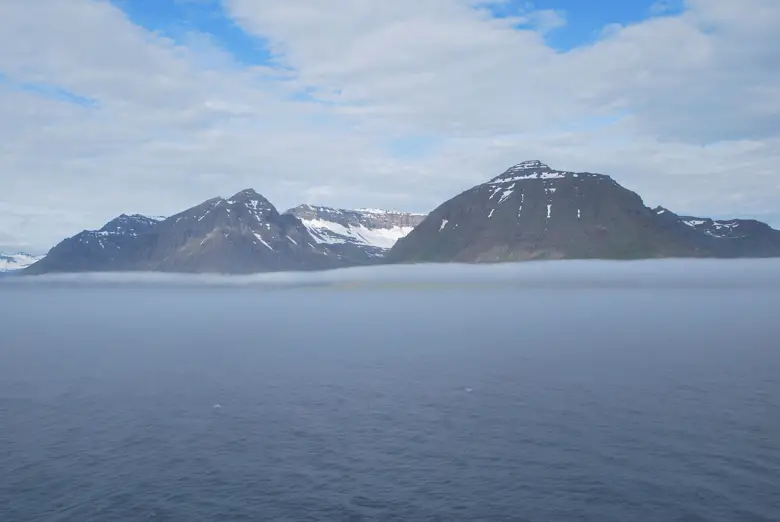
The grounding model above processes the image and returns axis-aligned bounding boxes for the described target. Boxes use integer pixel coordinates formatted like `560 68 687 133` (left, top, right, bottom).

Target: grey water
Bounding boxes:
2 260 780 521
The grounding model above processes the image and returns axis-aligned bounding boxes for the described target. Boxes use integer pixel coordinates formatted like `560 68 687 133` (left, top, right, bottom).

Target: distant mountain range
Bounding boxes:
24 190 424 274
0 252 44 272
387 160 780 263
19 161 780 274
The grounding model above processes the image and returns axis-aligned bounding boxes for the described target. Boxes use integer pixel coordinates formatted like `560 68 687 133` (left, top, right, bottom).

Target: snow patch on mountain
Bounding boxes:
682 217 746 239
488 161 615 186
354 208 406 214
494 171 569 183
253 233 274 251
286 205 426 253
73 213 165 251
302 218 415 249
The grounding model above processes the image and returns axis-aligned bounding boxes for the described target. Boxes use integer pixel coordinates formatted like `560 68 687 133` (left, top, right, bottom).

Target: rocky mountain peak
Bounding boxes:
99 214 164 235
511 160 551 171
226 188 269 204
490 160 561 184
488 161 613 186
221 188 277 221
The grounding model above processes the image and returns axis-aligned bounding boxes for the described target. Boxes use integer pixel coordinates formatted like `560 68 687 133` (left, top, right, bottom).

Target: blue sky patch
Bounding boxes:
478 0 685 50
0 73 96 107
111 0 688 70
111 0 275 67
387 136 440 159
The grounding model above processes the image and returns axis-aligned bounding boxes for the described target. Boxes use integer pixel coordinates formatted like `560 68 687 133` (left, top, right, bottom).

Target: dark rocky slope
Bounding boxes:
387 161 780 263
25 214 163 274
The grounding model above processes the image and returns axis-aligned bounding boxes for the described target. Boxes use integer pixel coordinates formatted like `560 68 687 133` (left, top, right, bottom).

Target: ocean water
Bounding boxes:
2 260 780 521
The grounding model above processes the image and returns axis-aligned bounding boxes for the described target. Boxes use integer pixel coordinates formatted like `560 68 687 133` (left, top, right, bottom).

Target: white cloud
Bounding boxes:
0 0 778 252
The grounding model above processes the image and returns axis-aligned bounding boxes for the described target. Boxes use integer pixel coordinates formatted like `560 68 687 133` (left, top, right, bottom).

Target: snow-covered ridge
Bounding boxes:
0 252 44 272
488 161 615 185
489 169 611 184
97 214 165 236
286 204 426 252
655 207 775 240
301 218 415 250
71 213 166 251
296 204 425 217
492 171 568 183
682 217 745 238
508 160 550 171
355 207 426 216
175 189 275 225
683 218 738 230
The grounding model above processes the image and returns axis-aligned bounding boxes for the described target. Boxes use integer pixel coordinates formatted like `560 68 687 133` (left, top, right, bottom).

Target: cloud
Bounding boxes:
0 0 779 252
650 1 673 15
225 0 780 142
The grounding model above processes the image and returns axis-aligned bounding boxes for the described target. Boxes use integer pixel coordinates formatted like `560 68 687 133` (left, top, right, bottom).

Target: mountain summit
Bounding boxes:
137 188 337 273
387 161 780 263
24 214 163 273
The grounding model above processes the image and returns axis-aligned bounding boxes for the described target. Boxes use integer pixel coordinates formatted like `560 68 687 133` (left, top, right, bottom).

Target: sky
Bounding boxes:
1 0 778 253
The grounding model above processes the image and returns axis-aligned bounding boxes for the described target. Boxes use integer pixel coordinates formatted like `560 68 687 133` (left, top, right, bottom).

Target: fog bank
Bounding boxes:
2 259 779 290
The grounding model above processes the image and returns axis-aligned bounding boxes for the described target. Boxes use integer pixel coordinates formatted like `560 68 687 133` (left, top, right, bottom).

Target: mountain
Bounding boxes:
653 207 780 257
387 160 780 263
0 252 44 272
25 190 352 275
25 214 164 274
285 205 425 262
22 166 780 274
133 189 340 273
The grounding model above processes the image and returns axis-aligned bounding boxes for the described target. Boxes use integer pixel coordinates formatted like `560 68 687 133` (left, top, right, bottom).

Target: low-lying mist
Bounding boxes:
3 259 780 290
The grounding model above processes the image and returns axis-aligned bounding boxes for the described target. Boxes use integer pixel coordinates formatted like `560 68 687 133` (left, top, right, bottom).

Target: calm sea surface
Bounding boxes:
2 261 780 521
